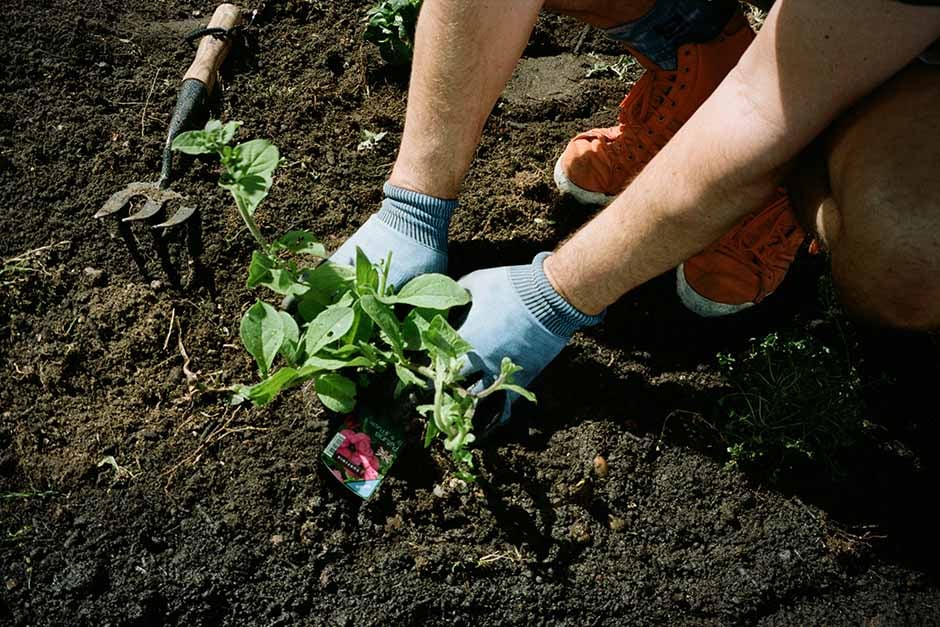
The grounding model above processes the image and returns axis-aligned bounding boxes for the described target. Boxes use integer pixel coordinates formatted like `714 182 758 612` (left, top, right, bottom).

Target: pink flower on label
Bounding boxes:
336 429 380 481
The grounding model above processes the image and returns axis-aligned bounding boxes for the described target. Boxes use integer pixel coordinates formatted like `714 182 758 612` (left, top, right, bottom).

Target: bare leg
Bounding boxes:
389 0 543 199
389 0 659 199
799 63 940 330
542 0 655 28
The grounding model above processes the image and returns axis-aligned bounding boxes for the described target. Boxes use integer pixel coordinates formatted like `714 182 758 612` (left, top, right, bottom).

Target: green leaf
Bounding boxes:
422 314 471 359
322 344 362 360
498 356 523 379
355 247 379 294
235 139 280 186
395 363 427 390
240 301 286 376
359 293 404 355
356 340 394 366
444 428 476 452
223 139 280 215
304 355 373 370
498 383 537 403
273 230 327 257
315 373 357 413
391 274 471 310
217 120 241 145
171 129 217 155
267 268 307 296
356 246 379 296
278 311 300 365
423 420 439 448
296 262 357 321
246 252 305 296
246 250 276 288
172 120 241 154
235 367 299 405
402 308 434 351
495 357 536 402
304 305 356 355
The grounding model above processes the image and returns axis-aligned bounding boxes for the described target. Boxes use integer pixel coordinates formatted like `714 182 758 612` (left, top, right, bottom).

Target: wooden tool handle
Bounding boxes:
182 3 242 92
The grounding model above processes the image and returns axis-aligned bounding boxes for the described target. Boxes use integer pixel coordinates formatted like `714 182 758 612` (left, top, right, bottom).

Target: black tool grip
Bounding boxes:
159 79 208 188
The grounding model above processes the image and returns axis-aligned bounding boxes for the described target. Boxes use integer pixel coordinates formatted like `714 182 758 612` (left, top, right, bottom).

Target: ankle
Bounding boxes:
376 182 457 250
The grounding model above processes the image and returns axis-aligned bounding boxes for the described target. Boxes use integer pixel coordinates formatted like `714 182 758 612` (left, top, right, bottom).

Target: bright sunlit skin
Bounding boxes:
389 0 544 199
543 0 940 316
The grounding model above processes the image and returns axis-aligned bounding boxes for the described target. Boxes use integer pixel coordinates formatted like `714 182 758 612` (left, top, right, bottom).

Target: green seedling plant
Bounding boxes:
716 331 865 478
172 120 534 477
364 0 423 65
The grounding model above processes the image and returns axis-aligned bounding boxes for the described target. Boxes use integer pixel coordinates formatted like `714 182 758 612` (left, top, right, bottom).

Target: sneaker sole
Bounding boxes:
553 156 619 206
675 262 755 318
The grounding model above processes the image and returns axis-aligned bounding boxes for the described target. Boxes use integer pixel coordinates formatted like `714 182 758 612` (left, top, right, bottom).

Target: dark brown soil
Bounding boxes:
2 1 940 625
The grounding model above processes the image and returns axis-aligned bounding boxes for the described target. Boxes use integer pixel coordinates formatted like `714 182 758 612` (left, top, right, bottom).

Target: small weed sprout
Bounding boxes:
1 240 70 288
357 129 388 152
584 54 637 80
171 120 535 478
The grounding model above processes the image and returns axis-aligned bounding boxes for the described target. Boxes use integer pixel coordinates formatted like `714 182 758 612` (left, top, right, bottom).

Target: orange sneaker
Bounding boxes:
677 192 808 317
554 11 754 205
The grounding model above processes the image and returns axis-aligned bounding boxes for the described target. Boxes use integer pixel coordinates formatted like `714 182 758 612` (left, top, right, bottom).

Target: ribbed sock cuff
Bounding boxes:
510 252 605 338
376 182 457 251
604 0 738 70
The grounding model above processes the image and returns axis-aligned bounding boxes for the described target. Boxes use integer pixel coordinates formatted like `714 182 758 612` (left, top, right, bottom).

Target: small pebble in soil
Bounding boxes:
447 477 468 494
83 266 105 286
593 455 609 478
569 522 592 545
432 484 445 498
608 515 626 532
270 534 285 545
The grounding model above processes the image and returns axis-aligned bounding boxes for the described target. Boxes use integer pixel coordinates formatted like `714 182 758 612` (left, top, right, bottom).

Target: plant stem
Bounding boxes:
474 373 508 399
235 198 272 255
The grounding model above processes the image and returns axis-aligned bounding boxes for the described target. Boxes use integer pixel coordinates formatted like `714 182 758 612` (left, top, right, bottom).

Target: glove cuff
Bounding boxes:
510 252 605 338
376 182 457 251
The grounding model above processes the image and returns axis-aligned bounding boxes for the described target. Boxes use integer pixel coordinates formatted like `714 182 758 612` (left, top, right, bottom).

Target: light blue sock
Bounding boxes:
375 182 456 251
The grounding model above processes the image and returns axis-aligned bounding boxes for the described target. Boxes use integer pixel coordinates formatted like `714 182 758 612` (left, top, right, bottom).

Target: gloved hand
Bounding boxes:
330 182 457 290
456 252 605 433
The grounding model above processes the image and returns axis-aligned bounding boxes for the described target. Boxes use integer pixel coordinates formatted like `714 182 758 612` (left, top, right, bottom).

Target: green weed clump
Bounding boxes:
364 0 422 66
717 330 866 477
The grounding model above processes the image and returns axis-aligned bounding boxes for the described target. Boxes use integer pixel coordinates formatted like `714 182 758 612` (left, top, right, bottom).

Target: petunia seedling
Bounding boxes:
176 120 536 483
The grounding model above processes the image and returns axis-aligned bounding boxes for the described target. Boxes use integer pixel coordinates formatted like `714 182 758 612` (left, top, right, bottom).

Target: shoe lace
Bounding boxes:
713 198 806 294
614 68 678 159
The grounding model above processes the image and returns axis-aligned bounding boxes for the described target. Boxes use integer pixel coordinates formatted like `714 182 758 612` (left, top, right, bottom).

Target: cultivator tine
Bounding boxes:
116 219 153 281
93 181 156 219
123 197 166 222
152 206 198 229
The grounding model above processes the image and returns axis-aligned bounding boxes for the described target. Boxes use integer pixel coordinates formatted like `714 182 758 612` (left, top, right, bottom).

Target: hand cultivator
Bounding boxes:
96 3 251 286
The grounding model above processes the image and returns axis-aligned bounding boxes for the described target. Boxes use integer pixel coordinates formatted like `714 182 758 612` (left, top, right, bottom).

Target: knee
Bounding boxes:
835 267 940 332
830 199 940 332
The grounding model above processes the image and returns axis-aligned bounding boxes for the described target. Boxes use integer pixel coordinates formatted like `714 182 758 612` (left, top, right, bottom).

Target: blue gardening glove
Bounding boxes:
456 252 605 433
330 182 457 290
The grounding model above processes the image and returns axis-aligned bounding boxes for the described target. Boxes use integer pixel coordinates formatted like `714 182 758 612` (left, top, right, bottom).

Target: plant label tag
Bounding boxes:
321 407 404 499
